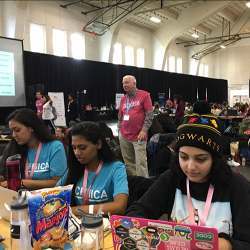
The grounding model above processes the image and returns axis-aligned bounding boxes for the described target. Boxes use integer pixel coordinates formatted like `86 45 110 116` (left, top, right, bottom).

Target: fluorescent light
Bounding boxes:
150 16 161 23
220 44 226 49
246 2 250 8
191 33 199 39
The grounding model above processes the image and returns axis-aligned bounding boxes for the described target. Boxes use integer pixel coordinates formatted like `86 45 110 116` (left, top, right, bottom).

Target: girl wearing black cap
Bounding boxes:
127 114 250 250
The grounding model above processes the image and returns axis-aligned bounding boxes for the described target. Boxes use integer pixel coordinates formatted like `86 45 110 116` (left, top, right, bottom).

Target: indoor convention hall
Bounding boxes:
0 1 250 249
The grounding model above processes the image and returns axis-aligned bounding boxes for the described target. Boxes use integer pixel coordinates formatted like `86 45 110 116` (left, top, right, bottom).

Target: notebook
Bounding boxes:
0 186 17 221
110 215 218 250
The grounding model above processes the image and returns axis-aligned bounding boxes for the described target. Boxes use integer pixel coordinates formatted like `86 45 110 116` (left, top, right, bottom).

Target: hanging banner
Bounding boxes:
48 92 66 127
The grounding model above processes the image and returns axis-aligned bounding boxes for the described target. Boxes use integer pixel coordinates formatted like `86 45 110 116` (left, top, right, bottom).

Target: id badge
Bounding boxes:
123 114 130 121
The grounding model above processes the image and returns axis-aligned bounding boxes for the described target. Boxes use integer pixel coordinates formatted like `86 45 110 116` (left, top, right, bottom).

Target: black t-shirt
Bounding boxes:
127 169 250 249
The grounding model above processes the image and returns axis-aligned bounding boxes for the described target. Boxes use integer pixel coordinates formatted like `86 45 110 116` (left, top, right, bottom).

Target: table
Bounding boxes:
0 218 114 249
218 115 244 120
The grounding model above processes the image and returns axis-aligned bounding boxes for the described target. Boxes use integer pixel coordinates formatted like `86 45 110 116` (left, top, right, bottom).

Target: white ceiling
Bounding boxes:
60 0 250 54
128 0 250 41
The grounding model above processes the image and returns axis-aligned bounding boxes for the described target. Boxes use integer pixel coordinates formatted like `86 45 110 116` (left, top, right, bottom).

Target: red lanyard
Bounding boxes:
25 143 42 179
82 161 103 205
186 178 214 226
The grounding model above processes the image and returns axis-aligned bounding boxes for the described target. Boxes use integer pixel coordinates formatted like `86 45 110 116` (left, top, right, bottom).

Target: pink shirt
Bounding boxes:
36 99 44 117
119 89 153 141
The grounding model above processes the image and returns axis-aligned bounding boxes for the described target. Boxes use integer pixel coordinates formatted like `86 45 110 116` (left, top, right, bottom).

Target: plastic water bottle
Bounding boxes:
81 214 103 250
10 191 31 250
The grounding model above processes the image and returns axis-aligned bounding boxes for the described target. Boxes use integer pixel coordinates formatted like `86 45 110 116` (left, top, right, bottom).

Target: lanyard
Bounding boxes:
82 161 103 205
186 178 214 226
25 143 42 179
125 95 134 113
67 101 72 111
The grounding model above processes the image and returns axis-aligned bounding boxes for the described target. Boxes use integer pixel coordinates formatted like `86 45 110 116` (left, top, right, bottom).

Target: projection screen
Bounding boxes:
0 36 26 106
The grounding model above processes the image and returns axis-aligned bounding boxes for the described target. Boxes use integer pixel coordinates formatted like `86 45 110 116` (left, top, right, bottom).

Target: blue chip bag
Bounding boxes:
27 185 73 250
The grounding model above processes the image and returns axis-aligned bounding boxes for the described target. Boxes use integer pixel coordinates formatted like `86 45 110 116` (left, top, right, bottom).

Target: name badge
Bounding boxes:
123 114 130 121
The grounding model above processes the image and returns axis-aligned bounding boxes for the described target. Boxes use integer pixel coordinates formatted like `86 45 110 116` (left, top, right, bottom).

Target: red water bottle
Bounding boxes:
6 154 22 191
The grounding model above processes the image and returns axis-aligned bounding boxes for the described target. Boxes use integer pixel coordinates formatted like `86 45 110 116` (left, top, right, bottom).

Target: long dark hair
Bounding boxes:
7 108 53 142
67 121 115 186
171 151 232 188
0 108 53 177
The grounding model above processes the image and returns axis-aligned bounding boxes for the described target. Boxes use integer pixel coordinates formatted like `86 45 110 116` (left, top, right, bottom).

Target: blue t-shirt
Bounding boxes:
26 140 67 185
74 161 128 205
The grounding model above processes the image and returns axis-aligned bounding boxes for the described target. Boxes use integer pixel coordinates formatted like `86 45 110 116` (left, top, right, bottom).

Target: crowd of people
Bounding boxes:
0 74 250 249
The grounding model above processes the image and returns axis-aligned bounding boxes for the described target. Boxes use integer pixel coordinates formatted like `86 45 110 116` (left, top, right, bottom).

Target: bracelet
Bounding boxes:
89 204 94 214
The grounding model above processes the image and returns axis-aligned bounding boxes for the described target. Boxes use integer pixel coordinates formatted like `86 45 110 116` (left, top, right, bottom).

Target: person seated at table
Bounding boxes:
173 95 185 126
83 104 98 121
55 126 69 148
153 102 161 115
127 114 250 249
165 99 174 110
67 121 128 215
0 108 68 190
184 102 193 114
211 104 222 116
238 103 249 116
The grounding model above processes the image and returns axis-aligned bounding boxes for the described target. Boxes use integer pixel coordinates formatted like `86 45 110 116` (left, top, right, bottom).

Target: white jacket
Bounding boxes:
42 101 55 120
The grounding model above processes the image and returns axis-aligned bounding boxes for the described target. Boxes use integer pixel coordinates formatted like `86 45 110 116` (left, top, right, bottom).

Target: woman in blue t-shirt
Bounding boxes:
0 108 67 190
67 121 128 215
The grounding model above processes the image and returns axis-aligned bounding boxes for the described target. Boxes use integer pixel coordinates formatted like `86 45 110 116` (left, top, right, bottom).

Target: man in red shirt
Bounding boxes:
118 75 154 177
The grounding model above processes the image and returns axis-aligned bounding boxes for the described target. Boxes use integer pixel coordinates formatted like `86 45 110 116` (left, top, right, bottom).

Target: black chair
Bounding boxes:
127 175 155 208
147 133 176 177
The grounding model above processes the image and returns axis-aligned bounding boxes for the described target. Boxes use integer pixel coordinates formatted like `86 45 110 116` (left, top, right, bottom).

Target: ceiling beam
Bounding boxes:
159 0 232 70
60 0 82 8
81 0 134 15
195 24 212 35
83 0 149 35
188 5 250 59
134 0 192 15
158 8 179 20
218 9 237 23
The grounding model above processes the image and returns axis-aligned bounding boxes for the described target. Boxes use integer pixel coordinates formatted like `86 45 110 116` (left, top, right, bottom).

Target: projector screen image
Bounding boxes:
0 37 26 106
0 51 15 96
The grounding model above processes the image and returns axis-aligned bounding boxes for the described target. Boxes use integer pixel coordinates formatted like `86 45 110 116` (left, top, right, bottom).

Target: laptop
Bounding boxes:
0 186 17 221
110 215 218 250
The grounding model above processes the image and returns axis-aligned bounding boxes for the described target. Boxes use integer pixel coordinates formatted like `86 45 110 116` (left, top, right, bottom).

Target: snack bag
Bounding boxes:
27 185 73 250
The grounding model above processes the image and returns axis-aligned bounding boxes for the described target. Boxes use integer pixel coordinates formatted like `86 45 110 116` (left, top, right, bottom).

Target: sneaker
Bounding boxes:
227 159 240 167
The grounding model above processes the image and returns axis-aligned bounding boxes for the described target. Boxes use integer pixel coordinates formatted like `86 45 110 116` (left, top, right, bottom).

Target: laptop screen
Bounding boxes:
110 215 218 250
